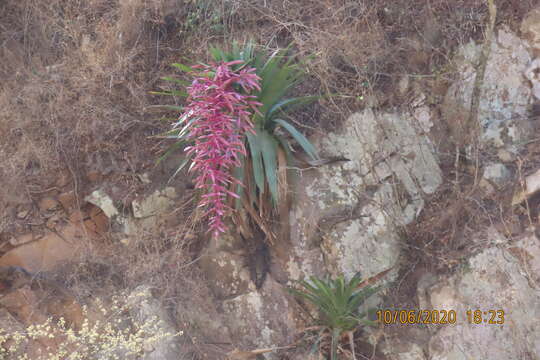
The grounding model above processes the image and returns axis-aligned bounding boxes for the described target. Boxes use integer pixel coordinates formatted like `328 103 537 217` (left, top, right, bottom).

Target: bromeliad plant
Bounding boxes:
289 274 379 360
209 42 319 206
155 41 319 237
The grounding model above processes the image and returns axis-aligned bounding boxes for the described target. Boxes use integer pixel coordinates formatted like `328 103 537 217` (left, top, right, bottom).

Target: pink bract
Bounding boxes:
177 61 261 237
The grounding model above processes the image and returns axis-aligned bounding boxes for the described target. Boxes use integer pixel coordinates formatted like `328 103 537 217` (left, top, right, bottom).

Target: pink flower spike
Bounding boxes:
174 60 261 236
225 60 245 66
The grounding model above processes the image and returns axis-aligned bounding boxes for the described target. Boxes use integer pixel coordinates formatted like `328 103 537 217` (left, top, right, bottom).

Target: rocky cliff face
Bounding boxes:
2 4 540 360
195 11 540 359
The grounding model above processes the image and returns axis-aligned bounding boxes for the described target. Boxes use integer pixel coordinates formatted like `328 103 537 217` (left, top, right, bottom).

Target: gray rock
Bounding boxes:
84 190 119 218
383 342 427 360
222 279 296 355
497 149 515 162
426 231 540 360
442 28 533 151
113 186 180 236
127 286 184 360
198 233 252 300
288 109 442 284
132 187 177 218
482 163 511 187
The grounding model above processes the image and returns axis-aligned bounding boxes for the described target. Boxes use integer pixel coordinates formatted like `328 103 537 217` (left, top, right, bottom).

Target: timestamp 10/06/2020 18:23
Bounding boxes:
376 309 505 325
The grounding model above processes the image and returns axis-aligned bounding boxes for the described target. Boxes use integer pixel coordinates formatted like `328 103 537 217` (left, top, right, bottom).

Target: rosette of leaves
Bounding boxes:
209 42 319 206
289 274 379 360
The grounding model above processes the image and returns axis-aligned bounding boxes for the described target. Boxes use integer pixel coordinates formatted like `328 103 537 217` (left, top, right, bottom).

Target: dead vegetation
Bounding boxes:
1 0 539 358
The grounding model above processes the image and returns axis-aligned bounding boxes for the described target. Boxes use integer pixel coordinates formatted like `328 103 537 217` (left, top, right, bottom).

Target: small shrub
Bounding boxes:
0 294 181 360
289 274 379 360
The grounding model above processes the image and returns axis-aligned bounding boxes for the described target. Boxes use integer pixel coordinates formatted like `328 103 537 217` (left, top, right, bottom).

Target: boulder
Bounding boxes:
426 230 540 360
288 109 442 283
132 187 177 219
127 286 184 360
0 224 86 272
442 28 533 150
482 163 511 187
84 190 119 218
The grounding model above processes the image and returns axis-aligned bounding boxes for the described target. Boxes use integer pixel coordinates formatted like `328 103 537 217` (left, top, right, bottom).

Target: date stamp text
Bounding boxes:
376 309 505 325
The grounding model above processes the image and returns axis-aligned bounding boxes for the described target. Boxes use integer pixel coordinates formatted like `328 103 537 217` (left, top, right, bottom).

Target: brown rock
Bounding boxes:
38 197 59 212
69 210 86 223
0 308 33 358
9 233 36 247
83 219 99 235
86 170 102 183
91 212 109 234
58 190 76 210
0 269 84 331
0 224 85 272
85 205 109 234
0 286 49 327
88 204 103 218
227 348 276 360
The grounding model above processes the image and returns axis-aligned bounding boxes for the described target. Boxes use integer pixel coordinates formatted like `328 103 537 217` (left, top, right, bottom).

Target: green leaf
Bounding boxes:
259 131 280 205
310 277 336 309
161 77 191 86
257 52 310 131
350 286 380 310
174 112 197 128
288 287 319 305
151 105 184 111
274 118 318 160
145 104 184 112
175 117 198 140
330 327 341 360
275 136 294 165
157 141 185 164
159 128 181 137
149 89 188 97
267 96 319 121
298 279 320 295
240 41 254 63
168 153 193 184
289 274 380 338
209 46 225 62
233 154 246 210
158 116 180 123
171 63 194 72
246 132 265 195
257 53 298 121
